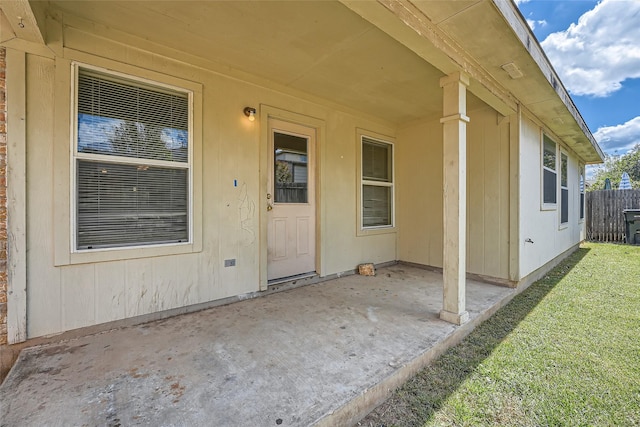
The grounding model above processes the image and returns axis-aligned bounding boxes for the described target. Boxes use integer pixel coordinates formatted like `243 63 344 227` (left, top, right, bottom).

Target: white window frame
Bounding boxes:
357 130 395 235
53 56 203 266
559 151 569 227
541 133 558 210
71 63 194 253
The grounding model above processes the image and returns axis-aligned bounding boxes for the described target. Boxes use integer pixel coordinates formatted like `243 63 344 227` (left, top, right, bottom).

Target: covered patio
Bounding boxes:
0 265 514 426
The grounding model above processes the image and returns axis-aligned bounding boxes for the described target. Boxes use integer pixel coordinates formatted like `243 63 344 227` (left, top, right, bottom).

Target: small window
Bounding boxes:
542 135 557 206
560 153 568 224
361 136 393 228
73 66 191 250
579 166 585 220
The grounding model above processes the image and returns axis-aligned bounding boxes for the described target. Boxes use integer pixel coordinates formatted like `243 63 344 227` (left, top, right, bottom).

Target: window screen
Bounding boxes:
542 135 557 205
560 153 568 224
75 67 190 250
543 169 557 204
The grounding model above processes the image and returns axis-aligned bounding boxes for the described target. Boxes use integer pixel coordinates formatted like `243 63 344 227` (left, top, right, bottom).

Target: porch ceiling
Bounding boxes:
42 0 481 124
17 0 602 162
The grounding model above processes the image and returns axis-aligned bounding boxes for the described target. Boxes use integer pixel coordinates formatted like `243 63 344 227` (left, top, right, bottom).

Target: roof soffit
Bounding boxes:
345 0 602 163
413 0 603 162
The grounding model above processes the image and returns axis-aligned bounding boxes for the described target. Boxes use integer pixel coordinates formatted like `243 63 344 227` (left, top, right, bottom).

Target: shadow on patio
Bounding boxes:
0 264 518 426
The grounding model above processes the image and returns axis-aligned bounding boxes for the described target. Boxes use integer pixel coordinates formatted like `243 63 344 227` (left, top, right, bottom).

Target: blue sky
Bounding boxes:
516 0 640 159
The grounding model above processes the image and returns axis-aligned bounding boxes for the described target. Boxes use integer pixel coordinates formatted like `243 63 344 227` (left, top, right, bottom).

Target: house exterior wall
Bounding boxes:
22 30 397 339
466 107 511 280
519 113 584 279
0 47 6 345
397 117 444 268
2 3 596 342
397 105 511 281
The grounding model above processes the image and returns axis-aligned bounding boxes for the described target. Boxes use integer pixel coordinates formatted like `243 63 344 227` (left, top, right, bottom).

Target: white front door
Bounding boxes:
267 119 316 281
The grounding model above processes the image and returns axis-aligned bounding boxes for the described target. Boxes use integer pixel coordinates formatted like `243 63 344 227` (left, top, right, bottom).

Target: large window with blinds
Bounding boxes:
361 136 394 228
73 65 191 250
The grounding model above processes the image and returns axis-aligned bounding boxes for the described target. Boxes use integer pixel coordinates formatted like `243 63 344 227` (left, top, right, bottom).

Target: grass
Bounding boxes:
360 243 640 427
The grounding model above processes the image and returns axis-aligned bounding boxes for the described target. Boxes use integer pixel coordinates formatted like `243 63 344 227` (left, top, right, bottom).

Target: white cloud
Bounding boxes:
514 0 530 5
541 0 640 97
526 18 547 31
593 116 640 153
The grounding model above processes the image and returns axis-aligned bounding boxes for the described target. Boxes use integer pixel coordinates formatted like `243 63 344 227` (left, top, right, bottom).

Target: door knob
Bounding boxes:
267 203 273 211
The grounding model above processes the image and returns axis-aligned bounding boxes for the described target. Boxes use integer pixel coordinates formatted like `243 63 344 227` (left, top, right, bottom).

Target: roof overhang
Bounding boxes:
3 0 604 163
342 0 603 163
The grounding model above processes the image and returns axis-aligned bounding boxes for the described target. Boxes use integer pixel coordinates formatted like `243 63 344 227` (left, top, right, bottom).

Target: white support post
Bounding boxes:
439 72 470 325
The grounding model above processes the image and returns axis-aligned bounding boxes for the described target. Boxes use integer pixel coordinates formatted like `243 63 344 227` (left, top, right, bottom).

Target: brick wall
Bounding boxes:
0 46 7 346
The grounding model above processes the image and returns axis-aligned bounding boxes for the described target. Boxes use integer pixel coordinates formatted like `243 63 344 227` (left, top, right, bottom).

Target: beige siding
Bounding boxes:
23 24 398 338
466 107 510 280
397 118 444 268
26 54 62 336
397 106 511 281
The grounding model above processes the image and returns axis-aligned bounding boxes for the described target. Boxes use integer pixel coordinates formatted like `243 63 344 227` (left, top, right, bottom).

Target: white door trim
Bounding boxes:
258 106 325 290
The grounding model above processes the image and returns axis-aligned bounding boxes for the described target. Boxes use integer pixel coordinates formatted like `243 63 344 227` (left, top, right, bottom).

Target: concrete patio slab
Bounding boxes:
0 265 514 426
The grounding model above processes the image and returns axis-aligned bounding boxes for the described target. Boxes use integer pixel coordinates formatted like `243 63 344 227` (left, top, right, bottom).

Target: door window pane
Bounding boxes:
274 132 308 203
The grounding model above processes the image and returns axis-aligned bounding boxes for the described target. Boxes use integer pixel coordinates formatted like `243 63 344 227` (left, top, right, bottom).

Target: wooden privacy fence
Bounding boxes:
586 189 640 242
275 182 307 203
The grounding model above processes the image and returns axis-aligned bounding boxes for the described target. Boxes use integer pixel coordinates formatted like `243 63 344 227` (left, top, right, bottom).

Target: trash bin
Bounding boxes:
623 209 640 245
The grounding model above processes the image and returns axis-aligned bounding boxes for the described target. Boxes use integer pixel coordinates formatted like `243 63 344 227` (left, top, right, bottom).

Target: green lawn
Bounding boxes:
361 243 640 427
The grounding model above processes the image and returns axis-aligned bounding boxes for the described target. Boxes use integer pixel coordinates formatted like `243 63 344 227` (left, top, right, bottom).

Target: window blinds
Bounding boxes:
76 68 190 250
77 71 189 162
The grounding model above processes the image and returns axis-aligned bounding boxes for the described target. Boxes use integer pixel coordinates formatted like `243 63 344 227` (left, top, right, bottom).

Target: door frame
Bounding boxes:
259 105 325 290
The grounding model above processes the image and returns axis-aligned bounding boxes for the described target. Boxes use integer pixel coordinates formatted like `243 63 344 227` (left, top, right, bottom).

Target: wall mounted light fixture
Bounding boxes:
244 107 256 122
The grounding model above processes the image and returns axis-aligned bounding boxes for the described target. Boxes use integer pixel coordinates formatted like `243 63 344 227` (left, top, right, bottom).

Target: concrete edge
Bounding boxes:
317 244 581 426
313 288 518 427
